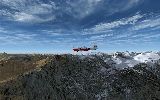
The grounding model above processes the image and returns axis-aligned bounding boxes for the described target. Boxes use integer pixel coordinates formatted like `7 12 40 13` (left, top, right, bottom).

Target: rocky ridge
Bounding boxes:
0 52 160 100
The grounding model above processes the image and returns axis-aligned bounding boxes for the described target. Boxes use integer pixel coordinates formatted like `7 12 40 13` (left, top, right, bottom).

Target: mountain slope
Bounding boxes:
0 53 160 100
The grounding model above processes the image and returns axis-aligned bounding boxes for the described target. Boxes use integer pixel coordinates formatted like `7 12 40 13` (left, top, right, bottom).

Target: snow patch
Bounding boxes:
112 58 122 64
134 52 160 63
125 60 140 67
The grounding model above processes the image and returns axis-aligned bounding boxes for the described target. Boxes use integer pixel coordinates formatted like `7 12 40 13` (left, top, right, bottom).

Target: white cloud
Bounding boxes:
14 13 36 22
0 33 37 45
82 29 112 35
65 0 102 18
25 3 58 15
0 0 56 23
83 12 160 46
15 34 37 39
0 0 143 23
13 12 55 23
1 0 101 21
90 34 113 40
0 9 13 17
0 26 38 45
56 0 142 19
0 27 8 33
40 37 77 44
26 4 53 15
0 0 27 9
103 0 143 16
40 30 71 36
123 0 142 10
85 13 143 34
143 34 160 39
132 16 160 31
42 30 62 36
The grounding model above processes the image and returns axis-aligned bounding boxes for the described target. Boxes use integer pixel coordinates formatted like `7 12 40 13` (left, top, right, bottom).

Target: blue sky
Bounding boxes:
0 0 160 53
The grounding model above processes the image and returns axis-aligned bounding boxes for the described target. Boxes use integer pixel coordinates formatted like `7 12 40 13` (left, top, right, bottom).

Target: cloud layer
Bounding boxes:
0 0 143 23
0 0 160 52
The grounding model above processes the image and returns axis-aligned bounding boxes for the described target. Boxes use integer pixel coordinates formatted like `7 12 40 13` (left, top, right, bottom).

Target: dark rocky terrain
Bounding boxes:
0 52 160 100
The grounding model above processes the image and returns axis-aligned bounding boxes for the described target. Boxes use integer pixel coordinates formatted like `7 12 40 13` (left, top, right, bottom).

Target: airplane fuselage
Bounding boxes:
73 45 97 52
73 48 90 52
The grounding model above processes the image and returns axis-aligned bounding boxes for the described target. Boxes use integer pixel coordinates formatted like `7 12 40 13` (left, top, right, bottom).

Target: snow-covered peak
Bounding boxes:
103 52 160 69
134 52 160 63
76 52 160 69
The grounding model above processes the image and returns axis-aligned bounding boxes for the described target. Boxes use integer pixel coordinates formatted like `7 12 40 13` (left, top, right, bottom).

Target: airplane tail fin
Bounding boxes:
90 44 98 50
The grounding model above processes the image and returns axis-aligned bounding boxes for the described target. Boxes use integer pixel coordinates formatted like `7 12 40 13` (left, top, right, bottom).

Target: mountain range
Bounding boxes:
0 52 160 100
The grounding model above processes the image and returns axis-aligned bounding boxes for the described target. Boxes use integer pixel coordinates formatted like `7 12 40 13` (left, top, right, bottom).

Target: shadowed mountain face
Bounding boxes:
0 53 160 100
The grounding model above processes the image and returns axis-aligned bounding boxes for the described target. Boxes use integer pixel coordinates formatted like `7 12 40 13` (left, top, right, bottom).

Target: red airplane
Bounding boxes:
73 45 98 52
